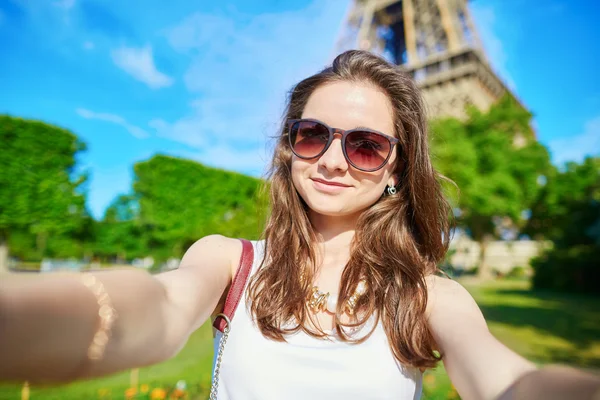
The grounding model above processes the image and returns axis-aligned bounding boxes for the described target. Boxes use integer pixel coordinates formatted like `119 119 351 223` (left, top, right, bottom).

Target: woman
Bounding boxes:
0 50 598 400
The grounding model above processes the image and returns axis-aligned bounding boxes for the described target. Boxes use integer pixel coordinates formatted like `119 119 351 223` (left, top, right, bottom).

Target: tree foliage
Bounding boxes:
1 114 266 267
0 115 88 269
430 96 553 276
525 157 600 245
527 157 600 293
94 195 148 261
133 155 265 260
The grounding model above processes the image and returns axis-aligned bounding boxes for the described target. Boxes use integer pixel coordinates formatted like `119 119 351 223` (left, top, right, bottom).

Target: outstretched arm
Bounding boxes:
0 234 240 383
425 276 600 400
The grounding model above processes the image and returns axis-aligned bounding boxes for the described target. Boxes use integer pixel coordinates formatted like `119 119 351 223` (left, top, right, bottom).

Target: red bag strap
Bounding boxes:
213 239 254 333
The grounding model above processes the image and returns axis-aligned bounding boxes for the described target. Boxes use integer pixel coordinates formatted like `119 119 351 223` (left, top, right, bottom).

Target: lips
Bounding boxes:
311 178 351 187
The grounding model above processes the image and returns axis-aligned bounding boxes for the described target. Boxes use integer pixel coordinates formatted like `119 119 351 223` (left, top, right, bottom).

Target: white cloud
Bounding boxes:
76 108 149 139
150 97 273 146
111 45 174 89
83 41 95 50
149 97 276 173
154 1 348 173
178 146 269 177
469 3 518 91
549 116 600 166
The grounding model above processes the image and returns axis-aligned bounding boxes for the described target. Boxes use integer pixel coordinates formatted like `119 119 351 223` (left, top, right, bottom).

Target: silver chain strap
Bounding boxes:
209 314 231 400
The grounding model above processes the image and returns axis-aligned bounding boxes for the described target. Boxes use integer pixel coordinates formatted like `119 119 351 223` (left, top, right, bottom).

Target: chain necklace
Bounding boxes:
307 279 367 314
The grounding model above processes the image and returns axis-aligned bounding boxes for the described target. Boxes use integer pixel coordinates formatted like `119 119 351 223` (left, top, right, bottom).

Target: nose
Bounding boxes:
317 132 348 173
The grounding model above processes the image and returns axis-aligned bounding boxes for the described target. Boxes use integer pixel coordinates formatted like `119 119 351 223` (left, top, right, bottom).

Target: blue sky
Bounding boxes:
0 0 598 219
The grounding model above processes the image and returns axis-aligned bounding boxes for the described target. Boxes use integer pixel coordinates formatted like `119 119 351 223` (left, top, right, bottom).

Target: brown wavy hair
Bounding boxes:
247 50 452 369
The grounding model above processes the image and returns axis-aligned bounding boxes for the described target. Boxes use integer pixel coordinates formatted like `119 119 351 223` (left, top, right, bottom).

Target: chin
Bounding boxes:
310 205 351 217
303 196 361 218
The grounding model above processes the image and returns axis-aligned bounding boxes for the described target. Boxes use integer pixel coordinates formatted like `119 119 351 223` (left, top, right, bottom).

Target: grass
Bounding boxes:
1 278 598 399
422 278 600 399
464 278 600 369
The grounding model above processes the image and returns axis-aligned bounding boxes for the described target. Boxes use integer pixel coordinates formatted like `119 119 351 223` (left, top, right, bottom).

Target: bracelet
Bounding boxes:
81 274 117 361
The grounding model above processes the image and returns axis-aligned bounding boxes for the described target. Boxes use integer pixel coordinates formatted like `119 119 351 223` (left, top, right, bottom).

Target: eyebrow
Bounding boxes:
354 125 378 131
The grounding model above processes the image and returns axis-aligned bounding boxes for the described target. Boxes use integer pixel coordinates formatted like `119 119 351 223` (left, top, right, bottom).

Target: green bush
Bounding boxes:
532 245 600 294
505 265 527 279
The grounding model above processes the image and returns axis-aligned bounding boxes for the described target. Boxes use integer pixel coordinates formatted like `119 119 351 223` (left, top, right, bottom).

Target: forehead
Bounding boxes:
300 81 395 137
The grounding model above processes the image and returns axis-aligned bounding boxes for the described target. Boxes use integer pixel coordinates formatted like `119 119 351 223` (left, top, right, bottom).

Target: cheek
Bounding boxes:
355 170 394 204
291 163 301 191
291 157 302 180
290 158 309 192
360 182 387 204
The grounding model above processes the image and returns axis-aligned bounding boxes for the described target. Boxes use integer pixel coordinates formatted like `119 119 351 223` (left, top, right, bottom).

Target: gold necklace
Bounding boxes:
307 279 367 315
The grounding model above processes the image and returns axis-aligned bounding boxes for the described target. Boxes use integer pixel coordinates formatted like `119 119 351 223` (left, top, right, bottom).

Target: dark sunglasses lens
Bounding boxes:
345 130 391 171
290 120 329 158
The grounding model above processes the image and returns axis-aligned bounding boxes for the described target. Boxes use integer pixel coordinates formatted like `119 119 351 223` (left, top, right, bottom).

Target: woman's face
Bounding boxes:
291 81 398 220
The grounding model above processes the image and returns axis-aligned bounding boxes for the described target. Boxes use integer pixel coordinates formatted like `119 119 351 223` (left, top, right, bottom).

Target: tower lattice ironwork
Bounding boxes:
336 0 521 119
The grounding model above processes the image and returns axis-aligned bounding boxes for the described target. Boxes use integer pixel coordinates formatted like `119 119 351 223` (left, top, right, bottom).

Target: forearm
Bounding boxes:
496 365 600 400
0 269 177 383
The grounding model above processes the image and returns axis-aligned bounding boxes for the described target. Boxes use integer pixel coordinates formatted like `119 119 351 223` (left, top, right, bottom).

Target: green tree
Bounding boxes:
526 157 600 293
133 155 265 260
95 195 148 262
431 96 552 278
45 213 96 260
525 157 600 245
0 115 88 271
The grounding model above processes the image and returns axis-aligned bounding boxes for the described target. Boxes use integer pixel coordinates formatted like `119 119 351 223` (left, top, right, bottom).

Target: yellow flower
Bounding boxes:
125 387 138 399
141 384 150 393
171 388 187 399
151 388 167 400
424 374 436 386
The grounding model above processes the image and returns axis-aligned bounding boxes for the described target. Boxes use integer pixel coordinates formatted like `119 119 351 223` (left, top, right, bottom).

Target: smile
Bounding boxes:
311 178 351 193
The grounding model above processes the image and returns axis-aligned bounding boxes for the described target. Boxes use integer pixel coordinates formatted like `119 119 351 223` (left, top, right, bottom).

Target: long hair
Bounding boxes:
247 50 452 369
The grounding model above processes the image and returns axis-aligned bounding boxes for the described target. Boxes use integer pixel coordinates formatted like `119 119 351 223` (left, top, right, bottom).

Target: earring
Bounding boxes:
386 185 397 196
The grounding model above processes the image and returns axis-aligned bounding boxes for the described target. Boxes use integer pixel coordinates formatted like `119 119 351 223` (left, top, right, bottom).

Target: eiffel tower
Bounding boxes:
336 0 521 119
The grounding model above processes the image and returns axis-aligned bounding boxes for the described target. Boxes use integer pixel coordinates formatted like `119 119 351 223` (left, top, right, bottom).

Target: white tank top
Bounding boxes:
212 240 423 399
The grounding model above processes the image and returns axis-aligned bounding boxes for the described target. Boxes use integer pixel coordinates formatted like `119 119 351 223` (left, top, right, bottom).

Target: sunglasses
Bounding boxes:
287 118 399 172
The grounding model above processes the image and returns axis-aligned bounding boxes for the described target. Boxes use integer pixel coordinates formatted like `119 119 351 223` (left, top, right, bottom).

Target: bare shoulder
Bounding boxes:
182 234 242 259
424 274 469 301
424 275 487 331
180 234 242 278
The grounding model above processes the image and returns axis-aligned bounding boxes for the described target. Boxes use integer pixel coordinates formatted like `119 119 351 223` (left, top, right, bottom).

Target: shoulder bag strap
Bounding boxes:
210 239 254 400
213 238 254 333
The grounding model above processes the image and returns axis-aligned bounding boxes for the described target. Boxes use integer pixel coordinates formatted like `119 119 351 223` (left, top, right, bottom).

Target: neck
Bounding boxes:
308 210 360 266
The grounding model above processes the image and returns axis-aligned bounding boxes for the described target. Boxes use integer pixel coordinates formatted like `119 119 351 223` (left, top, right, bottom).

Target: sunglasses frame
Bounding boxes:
287 118 400 172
